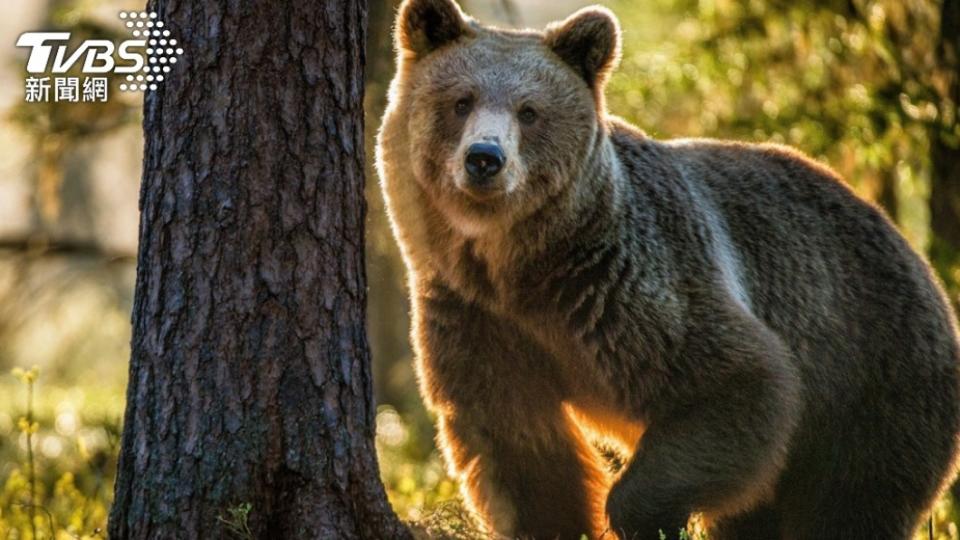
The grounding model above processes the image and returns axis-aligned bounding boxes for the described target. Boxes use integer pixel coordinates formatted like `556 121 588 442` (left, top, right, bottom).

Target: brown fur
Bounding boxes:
376 1 960 538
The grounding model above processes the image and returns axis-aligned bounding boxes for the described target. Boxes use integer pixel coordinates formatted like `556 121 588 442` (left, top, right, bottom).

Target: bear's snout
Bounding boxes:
464 142 506 185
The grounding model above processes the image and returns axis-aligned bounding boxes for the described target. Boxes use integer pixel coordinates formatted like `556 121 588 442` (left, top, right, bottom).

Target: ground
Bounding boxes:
0 368 957 539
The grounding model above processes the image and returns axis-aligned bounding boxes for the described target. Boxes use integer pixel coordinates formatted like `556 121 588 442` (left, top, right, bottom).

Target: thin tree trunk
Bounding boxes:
931 0 960 310
876 171 898 225
109 1 409 538
365 0 413 411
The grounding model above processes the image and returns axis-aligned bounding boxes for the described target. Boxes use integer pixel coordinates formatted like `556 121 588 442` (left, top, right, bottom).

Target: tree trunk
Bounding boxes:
108 1 409 538
876 171 898 225
931 0 960 310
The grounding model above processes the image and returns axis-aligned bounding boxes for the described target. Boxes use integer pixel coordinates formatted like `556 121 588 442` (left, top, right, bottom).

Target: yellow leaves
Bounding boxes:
899 93 940 122
436 479 456 499
398 475 418 495
762 100 780 119
12 367 40 434
11 366 39 385
54 472 93 538
75 434 90 461
847 84 872 110
53 472 76 498
2 468 28 494
16 417 39 434
377 405 459 523
867 3 887 31
1 466 109 538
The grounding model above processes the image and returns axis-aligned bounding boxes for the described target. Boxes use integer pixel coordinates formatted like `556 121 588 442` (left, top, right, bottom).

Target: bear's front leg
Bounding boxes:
415 284 609 539
437 404 608 539
606 305 801 540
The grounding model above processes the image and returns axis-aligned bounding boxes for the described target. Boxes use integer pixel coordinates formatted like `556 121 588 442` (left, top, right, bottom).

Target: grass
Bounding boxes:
0 367 116 539
0 367 471 539
0 368 958 539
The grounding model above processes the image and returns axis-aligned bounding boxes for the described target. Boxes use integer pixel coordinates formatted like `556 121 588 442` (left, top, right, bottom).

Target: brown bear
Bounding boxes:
375 0 960 538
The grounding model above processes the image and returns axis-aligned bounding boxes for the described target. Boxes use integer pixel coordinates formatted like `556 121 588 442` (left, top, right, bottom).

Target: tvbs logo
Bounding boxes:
16 11 183 103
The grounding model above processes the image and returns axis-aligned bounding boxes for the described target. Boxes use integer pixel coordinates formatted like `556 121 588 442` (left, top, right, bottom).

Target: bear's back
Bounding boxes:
608 120 957 406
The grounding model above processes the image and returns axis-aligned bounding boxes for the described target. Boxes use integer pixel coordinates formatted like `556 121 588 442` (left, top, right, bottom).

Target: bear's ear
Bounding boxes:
396 0 472 60
544 6 621 89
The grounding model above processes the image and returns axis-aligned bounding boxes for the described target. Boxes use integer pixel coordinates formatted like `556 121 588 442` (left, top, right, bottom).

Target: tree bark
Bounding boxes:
109 1 409 538
931 0 960 310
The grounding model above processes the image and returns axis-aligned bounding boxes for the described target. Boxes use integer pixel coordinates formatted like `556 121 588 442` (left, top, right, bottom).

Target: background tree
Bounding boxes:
107 0 409 538
931 0 960 305
609 0 943 248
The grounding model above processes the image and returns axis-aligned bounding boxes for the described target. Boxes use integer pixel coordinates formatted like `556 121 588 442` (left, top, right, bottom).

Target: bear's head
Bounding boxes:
383 0 621 237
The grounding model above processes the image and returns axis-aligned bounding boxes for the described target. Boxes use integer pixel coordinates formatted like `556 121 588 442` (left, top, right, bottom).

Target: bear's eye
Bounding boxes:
518 106 538 125
454 97 472 117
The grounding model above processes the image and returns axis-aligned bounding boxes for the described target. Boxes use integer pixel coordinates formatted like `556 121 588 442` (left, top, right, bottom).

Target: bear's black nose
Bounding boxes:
465 143 505 183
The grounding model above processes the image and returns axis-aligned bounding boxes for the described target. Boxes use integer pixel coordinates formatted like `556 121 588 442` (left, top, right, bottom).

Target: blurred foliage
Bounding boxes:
609 0 955 256
0 369 473 538
0 368 118 539
7 1 139 227
376 406 466 524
